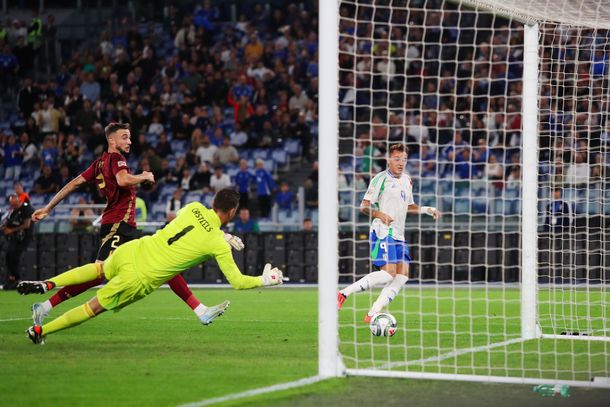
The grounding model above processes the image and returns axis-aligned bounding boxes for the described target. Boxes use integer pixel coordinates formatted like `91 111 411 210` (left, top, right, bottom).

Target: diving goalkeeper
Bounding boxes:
17 189 284 344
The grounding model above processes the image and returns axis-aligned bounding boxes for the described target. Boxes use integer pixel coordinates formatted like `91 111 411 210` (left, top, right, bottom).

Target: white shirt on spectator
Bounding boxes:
148 122 164 136
196 144 217 164
566 163 589 186
210 173 232 192
23 143 38 163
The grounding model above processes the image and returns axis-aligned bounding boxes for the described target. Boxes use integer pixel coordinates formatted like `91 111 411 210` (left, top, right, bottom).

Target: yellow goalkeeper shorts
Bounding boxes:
97 240 152 311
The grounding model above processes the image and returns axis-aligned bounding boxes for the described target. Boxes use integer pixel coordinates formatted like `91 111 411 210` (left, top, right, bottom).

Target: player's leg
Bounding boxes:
28 296 107 344
17 262 104 295
167 274 230 325
32 224 120 323
366 240 411 320
338 231 395 309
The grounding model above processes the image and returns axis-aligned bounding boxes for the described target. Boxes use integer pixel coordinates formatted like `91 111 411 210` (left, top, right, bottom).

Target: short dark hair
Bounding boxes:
388 143 405 155
105 122 130 139
213 188 240 212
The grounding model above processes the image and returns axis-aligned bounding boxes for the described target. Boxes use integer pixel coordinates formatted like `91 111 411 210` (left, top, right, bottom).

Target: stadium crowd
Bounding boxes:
337 1 610 216
0 1 319 227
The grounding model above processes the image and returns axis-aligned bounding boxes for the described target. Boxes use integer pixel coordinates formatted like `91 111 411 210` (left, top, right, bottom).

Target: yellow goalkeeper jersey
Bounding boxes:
132 201 263 291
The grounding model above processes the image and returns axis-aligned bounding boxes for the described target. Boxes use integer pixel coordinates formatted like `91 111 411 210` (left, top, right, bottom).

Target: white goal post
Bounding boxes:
319 0 610 387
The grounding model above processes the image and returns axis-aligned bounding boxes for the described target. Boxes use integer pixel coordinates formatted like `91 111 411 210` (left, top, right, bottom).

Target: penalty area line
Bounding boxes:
0 317 31 323
178 375 326 407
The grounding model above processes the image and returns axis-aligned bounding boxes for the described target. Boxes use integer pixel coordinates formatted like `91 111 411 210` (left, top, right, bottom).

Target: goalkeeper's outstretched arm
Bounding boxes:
215 250 283 289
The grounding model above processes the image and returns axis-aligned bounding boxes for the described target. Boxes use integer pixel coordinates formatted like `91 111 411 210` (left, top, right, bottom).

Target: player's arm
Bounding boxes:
215 248 282 289
407 204 441 220
360 199 393 225
32 175 88 221
115 169 155 187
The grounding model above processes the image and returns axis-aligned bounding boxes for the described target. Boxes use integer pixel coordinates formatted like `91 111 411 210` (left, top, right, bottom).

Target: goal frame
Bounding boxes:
318 0 610 387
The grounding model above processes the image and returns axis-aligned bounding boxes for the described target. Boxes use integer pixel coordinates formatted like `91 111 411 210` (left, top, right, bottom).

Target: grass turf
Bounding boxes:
1 287 609 406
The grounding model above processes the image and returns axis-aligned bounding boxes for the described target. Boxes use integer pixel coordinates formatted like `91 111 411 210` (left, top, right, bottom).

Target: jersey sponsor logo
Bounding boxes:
401 190 406 201
191 207 212 232
117 161 127 167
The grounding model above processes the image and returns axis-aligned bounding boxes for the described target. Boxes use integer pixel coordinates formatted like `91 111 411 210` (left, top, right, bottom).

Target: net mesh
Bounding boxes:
336 0 610 383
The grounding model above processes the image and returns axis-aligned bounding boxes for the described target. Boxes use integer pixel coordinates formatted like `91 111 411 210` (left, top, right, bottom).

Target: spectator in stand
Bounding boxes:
33 165 59 194
17 77 37 117
235 159 253 209
292 111 312 161
173 114 195 141
230 122 248 147
255 158 275 218
73 99 98 141
231 74 253 102
165 187 184 223
566 152 590 187
14 181 30 204
304 178 318 215
80 72 101 104
209 126 225 147
289 83 309 114
189 162 211 192
274 181 294 213
147 112 164 136
40 135 59 169
228 90 254 125
155 132 172 158
20 132 39 169
232 207 260 233
58 164 71 188
0 44 19 92
196 134 217 164
244 32 263 62
441 130 469 178
544 187 572 233
135 196 147 230
180 167 192 191
485 154 504 188
302 217 314 232
214 136 239 165
455 149 474 179
3 135 23 181
210 165 232 192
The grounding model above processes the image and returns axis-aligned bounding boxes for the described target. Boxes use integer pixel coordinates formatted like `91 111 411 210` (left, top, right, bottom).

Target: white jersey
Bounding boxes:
362 170 415 241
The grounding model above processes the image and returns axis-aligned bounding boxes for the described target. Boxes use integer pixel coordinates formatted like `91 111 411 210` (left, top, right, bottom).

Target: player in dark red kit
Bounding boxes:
30 123 235 326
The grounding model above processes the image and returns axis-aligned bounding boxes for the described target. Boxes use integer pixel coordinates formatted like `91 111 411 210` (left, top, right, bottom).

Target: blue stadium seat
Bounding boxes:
184 192 202 203
284 139 301 157
420 179 435 194
454 198 470 214
271 149 288 166
152 202 166 216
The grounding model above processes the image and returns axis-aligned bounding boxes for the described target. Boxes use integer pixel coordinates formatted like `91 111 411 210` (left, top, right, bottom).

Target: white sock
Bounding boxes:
193 304 208 318
341 270 393 297
369 274 409 315
41 300 52 313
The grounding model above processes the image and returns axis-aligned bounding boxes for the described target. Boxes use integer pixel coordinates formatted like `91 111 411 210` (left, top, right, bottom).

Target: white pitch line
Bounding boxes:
178 375 325 407
379 337 529 370
0 317 30 323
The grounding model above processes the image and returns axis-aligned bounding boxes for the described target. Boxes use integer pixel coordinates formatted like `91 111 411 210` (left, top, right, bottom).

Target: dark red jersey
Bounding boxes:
81 152 136 227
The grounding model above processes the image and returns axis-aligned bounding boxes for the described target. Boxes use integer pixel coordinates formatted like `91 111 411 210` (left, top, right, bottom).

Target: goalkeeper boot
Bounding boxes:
337 292 347 310
17 281 53 295
363 313 374 324
26 325 45 345
32 303 49 326
199 300 230 326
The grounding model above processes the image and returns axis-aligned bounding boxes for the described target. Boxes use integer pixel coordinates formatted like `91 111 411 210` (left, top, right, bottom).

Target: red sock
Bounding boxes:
48 277 105 307
168 275 200 310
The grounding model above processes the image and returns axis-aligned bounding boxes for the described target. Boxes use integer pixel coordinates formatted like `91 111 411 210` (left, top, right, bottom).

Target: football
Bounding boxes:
369 312 397 337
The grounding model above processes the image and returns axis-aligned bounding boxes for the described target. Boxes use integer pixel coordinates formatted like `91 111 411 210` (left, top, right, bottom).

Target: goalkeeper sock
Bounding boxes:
341 270 393 297
49 263 103 288
369 274 409 315
41 303 96 336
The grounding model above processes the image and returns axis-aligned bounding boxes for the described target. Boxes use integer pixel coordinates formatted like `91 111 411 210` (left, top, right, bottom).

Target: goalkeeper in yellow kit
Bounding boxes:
17 189 284 344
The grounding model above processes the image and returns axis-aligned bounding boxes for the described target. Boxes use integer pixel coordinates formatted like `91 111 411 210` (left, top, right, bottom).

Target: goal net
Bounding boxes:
320 0 610 387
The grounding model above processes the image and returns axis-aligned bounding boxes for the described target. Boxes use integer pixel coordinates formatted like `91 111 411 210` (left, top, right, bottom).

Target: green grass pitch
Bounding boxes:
1 287 609 406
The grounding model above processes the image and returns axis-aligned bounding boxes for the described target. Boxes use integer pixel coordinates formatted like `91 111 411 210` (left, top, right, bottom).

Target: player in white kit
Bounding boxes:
337 144 441 322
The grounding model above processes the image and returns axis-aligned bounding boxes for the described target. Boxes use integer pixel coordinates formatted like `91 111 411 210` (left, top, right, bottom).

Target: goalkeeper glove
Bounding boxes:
224 233 245 251
261 263 284 286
